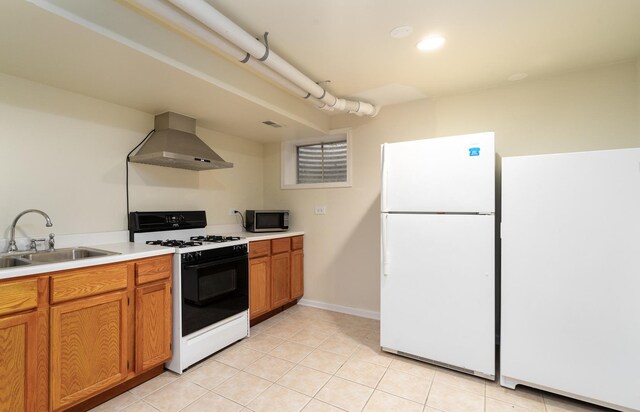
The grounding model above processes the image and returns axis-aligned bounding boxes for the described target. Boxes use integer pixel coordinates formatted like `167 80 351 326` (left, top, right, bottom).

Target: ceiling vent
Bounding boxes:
262 120 283 128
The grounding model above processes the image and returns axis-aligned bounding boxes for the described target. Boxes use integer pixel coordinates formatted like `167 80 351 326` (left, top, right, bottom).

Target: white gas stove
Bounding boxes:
129 211 249 373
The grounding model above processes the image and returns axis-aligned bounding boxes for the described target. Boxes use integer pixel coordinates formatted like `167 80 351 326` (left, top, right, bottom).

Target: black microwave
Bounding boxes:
246 210 289 232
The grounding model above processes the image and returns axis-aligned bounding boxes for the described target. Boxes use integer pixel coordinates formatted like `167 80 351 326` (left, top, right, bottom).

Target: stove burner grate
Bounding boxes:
146 240 203 248
190 235 241 243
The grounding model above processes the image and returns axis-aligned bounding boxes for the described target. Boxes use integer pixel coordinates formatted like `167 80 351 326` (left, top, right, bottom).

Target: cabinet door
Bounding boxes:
135 281 172 372
249 256 270 319
291 249 304 300
0 311 37 412
50 291 128 411
271 252 290 308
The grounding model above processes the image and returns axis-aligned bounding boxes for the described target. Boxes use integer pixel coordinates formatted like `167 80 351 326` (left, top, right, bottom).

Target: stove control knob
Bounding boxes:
196 251 202 258
183 253 193 262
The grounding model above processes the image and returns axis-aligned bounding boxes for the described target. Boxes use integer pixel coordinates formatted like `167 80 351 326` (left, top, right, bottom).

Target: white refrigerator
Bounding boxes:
380 132 496 379
501 148 640 412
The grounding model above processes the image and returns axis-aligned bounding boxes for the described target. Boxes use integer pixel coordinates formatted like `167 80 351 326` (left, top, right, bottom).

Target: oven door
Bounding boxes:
181 254 248 336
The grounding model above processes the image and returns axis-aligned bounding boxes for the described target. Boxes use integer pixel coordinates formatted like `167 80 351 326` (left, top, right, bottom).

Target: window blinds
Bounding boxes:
297 140 347 183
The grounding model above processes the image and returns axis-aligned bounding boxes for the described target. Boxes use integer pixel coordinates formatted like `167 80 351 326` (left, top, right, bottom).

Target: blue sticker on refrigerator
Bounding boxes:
469 147 480 156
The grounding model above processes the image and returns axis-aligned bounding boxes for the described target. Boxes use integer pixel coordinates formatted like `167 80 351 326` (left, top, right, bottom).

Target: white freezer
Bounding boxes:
381 132 495 214
501 148 640 412
381 213 495 378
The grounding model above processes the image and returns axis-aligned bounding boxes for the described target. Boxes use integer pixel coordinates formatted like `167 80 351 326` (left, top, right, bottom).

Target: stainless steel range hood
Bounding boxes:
128 112 233 171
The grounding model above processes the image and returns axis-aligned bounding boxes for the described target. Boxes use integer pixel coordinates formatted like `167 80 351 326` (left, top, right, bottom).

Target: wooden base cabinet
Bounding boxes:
134 255 173 375
270 252 290 308
0 253 173 411
249 256 270 318
50 291 128 411
135 281 172 372
249 235 304 321
0 277 42 412
290 235 304 300
0 311 38 412
291 249 304 300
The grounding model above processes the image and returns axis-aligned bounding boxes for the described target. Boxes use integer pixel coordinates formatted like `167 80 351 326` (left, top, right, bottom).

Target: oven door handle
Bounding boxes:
183 254 248 270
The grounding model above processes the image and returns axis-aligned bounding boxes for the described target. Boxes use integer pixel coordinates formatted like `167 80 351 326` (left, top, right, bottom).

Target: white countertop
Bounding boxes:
223 231 305 242
0 242 173 280
0 230 304 280
205 224 304 242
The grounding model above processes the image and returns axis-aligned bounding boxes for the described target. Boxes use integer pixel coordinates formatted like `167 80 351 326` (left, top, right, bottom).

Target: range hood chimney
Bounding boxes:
128 112 233 170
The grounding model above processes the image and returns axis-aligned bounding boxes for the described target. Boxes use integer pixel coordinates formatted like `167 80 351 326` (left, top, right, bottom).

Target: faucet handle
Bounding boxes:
29 238 46 252
49 233 55 251
7 240 18 253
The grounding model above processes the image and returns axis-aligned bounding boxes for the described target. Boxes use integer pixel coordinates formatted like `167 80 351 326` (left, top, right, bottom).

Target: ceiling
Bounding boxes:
206 0 640 100
1 0 639 141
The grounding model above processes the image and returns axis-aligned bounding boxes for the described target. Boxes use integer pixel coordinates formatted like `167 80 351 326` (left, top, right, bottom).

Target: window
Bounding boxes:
282 129 352 189
297 140 347 184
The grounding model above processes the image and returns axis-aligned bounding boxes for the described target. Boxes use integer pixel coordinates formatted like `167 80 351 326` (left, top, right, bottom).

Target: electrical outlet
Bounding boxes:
314 206 327 215
228 208 237 216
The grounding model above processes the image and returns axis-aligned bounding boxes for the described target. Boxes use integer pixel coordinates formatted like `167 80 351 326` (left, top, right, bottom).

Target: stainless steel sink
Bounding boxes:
0 256 32 268
17 247 119 263
0 247 119 270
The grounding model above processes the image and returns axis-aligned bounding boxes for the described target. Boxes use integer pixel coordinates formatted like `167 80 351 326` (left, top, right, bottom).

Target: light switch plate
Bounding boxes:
314 206 327 215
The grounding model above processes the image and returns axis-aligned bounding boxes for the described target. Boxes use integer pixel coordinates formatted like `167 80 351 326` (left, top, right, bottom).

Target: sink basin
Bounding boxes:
17 247 119 264
0 256 32 268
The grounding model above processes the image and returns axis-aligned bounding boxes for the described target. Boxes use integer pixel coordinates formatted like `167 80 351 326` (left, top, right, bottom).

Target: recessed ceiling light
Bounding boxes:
508 73 529 81
416 36 445 52
390 26 413 39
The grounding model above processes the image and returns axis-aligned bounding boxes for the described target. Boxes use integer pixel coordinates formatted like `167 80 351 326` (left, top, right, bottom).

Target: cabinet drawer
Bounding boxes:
50 263 128 304
135 255 172 285
271 238 291 254
0 278 38 316
291 236 304 251
249 240 271 258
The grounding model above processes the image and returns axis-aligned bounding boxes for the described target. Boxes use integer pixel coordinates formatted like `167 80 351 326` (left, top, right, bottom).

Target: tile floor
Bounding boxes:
91 306 617 412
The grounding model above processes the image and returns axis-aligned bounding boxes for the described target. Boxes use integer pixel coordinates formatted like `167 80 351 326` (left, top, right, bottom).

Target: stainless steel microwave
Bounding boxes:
245 210 289 232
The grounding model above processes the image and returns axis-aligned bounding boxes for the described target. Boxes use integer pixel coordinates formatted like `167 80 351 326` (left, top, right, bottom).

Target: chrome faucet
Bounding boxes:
7 209 53 252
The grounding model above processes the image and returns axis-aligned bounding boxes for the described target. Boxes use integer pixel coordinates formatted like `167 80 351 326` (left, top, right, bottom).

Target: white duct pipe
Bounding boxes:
129 0 327 109
166 0 378 117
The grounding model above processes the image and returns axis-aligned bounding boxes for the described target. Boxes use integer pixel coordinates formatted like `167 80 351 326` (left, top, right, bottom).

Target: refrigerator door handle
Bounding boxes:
382 214 391 276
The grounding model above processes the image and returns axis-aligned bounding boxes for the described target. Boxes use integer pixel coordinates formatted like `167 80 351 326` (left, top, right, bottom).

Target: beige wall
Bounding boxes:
0 73 263 239
3 59 639 315
264 60 640 314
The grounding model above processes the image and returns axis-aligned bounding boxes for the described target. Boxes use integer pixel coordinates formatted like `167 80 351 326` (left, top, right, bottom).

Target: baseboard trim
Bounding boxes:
298 298 380 320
